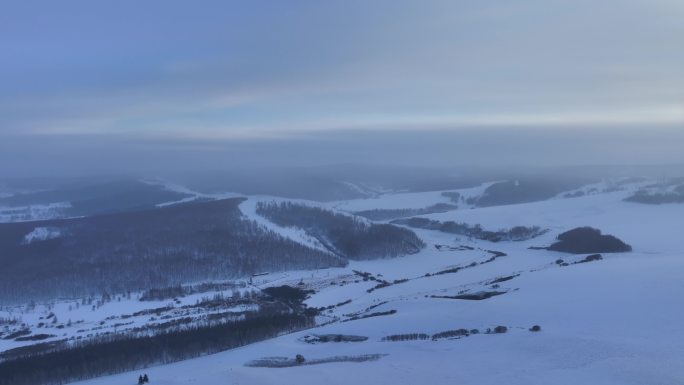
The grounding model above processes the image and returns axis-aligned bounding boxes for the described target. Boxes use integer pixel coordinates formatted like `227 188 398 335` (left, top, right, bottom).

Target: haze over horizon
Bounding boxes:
2 0 683 176
4 4 684 385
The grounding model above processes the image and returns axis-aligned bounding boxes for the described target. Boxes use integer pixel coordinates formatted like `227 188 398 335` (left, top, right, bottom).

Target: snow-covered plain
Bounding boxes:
6 180 684 385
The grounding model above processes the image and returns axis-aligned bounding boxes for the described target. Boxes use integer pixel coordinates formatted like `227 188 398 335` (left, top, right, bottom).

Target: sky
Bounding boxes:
1 0 683 176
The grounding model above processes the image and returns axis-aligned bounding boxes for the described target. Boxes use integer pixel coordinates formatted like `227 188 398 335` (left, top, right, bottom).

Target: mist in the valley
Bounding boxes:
1 126 682 201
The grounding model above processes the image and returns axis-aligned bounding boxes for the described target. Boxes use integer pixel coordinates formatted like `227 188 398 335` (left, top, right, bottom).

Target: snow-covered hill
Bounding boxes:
49 180 684 385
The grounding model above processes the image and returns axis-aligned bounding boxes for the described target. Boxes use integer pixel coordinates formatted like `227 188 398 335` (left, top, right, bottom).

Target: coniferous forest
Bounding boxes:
256 201 425 260
0 198 343 303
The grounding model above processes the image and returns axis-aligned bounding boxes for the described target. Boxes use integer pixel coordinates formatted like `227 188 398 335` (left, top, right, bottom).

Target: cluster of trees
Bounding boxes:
392 217 547 242
470 178 592 207
343 309 397 322
431 291 506 300
548 227 632 254
0 311 314 385
0 316 20 327
441 191 462 203
262 285 312 307
256 201 425 260
246 353 384 368
302 334 367 343
139 281 246 302
431 328 471 339
426 250 506 277
138 285 186 301
382 333 430 341
353 203 458 221
382 326 509 342
625 186 684 204
0 199 344 304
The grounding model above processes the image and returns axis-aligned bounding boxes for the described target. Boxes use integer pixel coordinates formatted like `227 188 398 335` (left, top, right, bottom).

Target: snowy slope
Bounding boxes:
329 182 495 212
0 283 258 355
62 182 684 385
239 196 334 253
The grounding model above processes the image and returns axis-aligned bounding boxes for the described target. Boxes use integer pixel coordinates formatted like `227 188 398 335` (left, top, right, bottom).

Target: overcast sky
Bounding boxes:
1 0 683 176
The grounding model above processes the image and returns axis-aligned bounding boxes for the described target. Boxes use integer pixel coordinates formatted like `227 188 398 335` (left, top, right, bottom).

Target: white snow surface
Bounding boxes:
142 178 243 207
9 182 684 385
238 196 334 253
22 227 61 244
0 285 259 354
0 202 71 223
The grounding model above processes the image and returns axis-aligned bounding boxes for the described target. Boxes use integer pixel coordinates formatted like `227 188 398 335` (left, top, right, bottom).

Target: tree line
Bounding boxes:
391 217 547 242
0 310 315 385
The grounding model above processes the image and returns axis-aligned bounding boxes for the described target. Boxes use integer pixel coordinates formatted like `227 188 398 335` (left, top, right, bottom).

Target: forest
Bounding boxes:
625 185 684 204
0 199 343 304
256 201 425 260
547 227 632 254
0 303 314 385
391 217 547 242
471 178 591 207
353 203 458 221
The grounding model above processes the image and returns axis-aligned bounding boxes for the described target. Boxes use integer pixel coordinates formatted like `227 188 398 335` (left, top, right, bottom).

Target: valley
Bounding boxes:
1 177 683 384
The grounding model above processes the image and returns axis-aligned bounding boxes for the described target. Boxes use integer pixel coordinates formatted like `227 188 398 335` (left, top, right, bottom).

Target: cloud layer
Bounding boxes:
1 0 683 175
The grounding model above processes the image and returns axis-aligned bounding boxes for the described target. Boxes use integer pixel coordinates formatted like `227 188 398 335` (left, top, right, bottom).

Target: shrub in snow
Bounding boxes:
576 254 602 263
